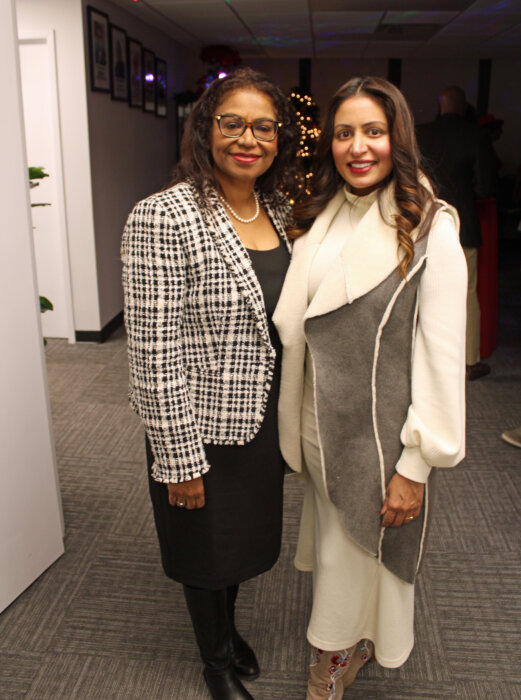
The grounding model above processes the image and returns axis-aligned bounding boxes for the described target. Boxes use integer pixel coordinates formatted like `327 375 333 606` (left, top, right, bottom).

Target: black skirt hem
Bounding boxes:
161 551 281 591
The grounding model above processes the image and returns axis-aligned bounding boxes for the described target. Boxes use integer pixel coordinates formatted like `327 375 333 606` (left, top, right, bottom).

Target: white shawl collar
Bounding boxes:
305 182 402 320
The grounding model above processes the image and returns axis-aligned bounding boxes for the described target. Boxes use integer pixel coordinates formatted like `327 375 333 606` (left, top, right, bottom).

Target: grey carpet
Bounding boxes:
0 253 519 699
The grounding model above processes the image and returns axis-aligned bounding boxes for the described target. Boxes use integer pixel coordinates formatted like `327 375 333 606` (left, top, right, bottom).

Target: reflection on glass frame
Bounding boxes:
142 48 156 113
87 6 110 92
128 38 143 108
155 59 168 118
109 24 128 101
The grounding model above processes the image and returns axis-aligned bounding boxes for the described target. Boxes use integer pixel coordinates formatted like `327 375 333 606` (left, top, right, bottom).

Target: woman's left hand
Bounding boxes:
380 473 424 527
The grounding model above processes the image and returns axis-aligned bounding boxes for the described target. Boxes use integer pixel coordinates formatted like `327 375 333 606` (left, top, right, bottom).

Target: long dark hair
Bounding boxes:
291 76 437 278
169 67 300 200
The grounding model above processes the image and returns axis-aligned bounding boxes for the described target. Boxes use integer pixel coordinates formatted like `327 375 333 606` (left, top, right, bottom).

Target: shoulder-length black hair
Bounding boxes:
169 67 300 200
291 76 437 278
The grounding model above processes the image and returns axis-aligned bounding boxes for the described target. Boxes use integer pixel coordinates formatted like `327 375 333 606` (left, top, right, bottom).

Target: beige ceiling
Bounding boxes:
109 0 521 58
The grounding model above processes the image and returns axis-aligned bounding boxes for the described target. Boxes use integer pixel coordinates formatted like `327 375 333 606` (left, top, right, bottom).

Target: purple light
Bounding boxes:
145 72 154 82
218 71 227 79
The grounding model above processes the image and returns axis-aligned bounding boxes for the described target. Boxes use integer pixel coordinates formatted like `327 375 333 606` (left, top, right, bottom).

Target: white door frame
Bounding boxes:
19 30 75 343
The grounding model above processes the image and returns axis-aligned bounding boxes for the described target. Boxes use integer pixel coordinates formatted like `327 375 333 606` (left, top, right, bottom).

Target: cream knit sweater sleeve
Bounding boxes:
395 209 467 483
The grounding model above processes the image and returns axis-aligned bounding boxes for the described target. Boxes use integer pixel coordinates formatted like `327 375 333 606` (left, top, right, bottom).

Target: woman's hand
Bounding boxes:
380 473 424 527
167 477 205 510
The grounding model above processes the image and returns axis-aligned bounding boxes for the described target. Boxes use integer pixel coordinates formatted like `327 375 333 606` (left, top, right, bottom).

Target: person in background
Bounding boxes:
121 67 298 700
274 76 467 699
417 85 494 380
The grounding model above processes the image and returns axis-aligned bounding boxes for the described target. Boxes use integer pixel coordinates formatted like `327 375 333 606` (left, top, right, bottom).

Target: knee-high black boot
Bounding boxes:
226 585 260 680
183 585 254 700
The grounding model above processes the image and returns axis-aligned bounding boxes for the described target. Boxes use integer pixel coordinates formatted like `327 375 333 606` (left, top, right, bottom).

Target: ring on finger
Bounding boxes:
177 501 185 507
406 515 414 521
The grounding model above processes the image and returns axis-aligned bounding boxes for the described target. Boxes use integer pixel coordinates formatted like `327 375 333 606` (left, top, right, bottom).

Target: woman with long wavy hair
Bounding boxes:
273 76 467 698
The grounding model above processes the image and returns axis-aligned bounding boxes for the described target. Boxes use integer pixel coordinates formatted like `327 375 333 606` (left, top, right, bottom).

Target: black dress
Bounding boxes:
147 241 290 590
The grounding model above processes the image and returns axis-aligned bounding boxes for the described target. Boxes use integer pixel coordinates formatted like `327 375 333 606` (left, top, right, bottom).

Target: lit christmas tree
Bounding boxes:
289 88 321 199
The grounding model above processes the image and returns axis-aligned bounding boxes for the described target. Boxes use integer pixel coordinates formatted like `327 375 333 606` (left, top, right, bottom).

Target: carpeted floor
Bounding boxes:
0 251 519 699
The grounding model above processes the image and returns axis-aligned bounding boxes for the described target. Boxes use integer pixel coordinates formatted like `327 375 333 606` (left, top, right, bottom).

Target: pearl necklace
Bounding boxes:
219 191 260 224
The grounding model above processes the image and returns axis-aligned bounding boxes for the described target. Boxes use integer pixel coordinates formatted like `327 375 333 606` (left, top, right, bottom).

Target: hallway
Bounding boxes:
0 251 519 699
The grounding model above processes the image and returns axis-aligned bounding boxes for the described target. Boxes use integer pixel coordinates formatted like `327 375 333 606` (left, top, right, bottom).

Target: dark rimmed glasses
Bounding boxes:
215 114 282 142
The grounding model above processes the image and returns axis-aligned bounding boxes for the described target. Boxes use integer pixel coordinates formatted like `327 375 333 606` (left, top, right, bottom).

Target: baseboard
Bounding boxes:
75 311 123 343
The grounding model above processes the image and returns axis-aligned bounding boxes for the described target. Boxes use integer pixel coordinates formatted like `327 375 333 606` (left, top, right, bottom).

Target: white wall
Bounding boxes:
82 0 196 328
1 0 64 613
17 0 100 333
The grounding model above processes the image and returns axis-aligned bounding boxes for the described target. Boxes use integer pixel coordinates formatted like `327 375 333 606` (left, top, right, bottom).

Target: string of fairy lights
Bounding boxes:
291 90 321 162
289 90 321 198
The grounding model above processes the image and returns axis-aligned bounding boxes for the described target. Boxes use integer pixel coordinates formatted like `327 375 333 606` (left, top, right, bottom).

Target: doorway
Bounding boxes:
19 32 75 342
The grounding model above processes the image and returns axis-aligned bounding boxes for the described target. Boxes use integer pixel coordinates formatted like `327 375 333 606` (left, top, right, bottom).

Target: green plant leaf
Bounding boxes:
28 166 49 180
39 295 54 313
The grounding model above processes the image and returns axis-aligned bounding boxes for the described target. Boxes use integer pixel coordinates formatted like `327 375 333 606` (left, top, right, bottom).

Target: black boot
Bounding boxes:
226 585 260 680
183 585 254 700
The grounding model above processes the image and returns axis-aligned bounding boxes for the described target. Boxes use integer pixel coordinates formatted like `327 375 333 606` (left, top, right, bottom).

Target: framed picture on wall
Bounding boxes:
109 24 128 101
87 6 110 92
155 58 168 118
128 38 143 108
142 48 156 113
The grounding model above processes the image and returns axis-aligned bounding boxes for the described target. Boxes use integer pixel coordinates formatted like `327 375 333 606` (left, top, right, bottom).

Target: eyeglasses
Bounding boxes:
215 114 282 142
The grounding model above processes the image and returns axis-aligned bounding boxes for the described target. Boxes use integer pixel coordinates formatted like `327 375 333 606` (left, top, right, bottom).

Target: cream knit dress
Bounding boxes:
296 187 415 668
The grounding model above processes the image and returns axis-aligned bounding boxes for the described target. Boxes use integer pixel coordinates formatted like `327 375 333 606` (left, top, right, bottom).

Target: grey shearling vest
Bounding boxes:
304 233 432 584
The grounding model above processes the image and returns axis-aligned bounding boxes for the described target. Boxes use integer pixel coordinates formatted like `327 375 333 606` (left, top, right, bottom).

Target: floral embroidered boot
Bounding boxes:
305 645 357 700
341 639 374 689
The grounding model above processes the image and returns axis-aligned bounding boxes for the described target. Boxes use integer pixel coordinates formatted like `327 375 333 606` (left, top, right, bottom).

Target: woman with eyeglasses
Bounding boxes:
121 68 298 700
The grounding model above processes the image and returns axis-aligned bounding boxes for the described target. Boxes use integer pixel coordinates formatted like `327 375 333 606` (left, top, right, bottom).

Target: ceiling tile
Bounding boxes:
430 11 519 37
384 10 459 23
312 11 384 34
375 23 443 39
309 0 473 9
104 0 521 59
232 0 307 13
467 0 521 12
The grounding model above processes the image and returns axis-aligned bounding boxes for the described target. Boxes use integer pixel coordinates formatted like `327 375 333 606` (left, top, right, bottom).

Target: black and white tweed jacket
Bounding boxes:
121 181 292 483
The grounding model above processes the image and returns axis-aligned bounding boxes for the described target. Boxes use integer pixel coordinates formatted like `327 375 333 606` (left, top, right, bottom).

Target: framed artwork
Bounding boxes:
142 48 156 113
127 38 143 108
155 58 168 118
109 24 128 101
87 6 110 92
